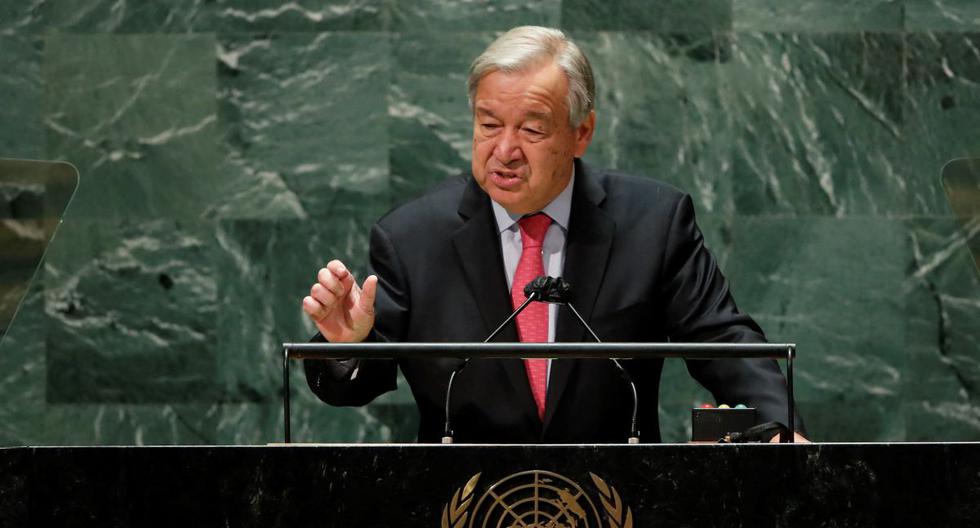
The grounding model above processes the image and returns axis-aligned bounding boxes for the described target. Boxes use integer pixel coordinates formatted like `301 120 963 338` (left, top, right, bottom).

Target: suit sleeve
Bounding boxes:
303 222 409 407
660 194 805 433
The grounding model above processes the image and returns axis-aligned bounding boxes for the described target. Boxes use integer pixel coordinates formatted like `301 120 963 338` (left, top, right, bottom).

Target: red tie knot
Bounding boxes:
518 213 552 249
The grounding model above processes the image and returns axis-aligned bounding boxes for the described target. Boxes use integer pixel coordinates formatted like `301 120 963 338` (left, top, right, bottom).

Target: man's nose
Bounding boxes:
492 129 524 164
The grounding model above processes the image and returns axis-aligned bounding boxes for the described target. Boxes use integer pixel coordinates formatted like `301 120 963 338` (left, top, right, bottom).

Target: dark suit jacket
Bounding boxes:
305 160 802 443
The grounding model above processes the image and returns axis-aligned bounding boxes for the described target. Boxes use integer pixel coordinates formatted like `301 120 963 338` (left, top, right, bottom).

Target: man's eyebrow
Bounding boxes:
524 110 552 122
475 107 553 123
475 106 499 119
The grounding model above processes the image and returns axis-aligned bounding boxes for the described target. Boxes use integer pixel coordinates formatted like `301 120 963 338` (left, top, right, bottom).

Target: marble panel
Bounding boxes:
388 32 493 202
0 36 43 159
42 220 218 404
0 2 41 35
734 0 904 32
42 34 221 221
903 219 980 441
0 285 46 446
906 0 980 31
729 33 908 216
561 0 732 31
34 0 208 33
213 218 370 402
903 32 980 215
728 217 909 441
576 32 735 215
215 32 389 220
41 404 217 445
209 0 383 31
386 0 560 31
212 218 419 441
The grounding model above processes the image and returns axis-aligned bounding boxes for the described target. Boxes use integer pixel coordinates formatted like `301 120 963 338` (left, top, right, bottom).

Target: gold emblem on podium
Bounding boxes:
441 470 633 528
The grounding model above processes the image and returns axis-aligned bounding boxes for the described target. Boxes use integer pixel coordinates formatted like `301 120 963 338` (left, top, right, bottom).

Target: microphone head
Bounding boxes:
524 276 572 304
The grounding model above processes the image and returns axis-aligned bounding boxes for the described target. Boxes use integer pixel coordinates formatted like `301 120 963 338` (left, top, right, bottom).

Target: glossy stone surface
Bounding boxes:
729 32 908 216
388 0 560 30
208 0 384 31
43 220 218 404
562 0 732 31
0 0 978 447
389 32 493 201
904 33 980 214
580 32 735 215
904 219 980 441
906 0 980 31
0 37 43 159
215 32 391 219
729 217 910 440
43 34 221 221
734 0 904 31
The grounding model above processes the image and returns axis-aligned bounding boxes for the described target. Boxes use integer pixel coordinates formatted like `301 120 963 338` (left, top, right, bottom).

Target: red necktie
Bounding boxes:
511 213 552 420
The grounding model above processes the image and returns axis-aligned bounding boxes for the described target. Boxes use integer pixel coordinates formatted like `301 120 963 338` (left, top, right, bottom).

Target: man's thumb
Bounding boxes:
358 275 378 316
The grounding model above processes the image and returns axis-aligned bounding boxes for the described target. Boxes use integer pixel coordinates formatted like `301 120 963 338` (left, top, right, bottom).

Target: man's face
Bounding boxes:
471 61 595 215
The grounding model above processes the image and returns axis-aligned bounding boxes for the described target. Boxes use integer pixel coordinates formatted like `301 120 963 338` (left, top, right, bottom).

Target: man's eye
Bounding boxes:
523 128 544 136
481 123 500 129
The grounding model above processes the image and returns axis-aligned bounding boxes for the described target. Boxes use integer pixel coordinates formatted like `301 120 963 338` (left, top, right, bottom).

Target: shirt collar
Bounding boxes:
490 166 574 234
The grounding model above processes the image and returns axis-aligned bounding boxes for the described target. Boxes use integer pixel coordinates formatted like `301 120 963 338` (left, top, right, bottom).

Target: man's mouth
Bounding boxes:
489 170 524 190
492 170 520 179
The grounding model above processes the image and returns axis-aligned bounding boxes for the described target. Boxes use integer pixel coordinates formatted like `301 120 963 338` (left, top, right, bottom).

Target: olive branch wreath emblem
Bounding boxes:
441 473 481 528
589 472 634 528
440 471 633 528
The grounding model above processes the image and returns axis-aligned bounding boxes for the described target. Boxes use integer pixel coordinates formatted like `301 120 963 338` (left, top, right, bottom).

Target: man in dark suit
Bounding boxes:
302 26 805 443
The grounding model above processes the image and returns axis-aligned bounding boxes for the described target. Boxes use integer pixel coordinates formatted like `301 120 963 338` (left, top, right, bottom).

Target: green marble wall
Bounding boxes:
1 0 978 445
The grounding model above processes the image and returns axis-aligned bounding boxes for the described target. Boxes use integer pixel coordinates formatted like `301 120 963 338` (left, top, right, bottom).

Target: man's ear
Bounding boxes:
573 110 596 158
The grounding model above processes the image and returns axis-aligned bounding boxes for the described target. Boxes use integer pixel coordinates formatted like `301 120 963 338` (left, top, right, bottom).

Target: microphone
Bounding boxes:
523 276 571 304
529 276 641 444
441 289 541 444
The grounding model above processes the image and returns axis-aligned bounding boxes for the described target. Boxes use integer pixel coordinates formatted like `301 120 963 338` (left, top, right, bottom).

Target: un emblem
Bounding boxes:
441 470 633 528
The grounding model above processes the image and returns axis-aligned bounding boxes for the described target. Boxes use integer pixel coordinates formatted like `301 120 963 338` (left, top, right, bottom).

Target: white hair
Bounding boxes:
467 26 596 127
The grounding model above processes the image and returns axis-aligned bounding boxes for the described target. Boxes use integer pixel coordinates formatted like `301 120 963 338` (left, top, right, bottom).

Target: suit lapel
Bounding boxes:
451 178 540 426
451 178 515 340
556 160 614 343
543 160 615 434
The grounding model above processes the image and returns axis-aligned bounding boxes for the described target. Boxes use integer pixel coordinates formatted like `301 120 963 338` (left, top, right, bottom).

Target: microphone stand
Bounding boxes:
564 302 641 444
442 276 641 445
441 291 540 444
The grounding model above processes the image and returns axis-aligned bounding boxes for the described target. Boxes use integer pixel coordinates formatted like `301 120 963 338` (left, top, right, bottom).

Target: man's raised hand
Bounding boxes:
302 260 378 343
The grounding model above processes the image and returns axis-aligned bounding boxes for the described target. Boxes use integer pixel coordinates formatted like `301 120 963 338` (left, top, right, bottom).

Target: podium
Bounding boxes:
3 443 980 526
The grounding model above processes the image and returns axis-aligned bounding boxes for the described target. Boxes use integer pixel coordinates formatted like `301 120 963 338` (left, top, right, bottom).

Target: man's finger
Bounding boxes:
310 283 338 308
358 275 378 316
318 267 348 297
326 260 357 291
302 296 327 320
